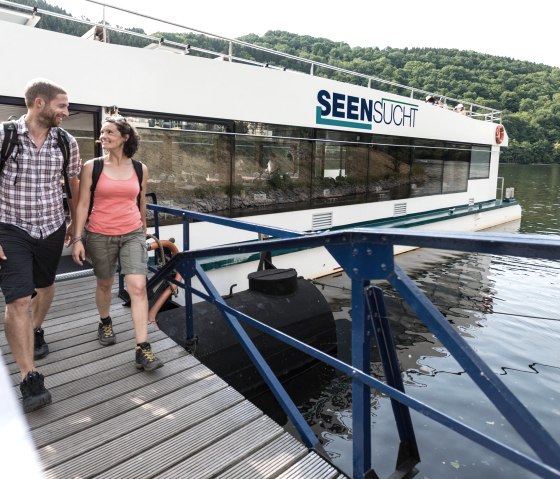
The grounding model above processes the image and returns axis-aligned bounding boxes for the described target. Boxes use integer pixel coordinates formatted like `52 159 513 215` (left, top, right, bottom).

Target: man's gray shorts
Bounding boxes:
86 227 147 279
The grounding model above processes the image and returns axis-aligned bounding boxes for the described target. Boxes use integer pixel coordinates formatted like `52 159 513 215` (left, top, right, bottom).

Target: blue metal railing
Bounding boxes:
145 202 560 479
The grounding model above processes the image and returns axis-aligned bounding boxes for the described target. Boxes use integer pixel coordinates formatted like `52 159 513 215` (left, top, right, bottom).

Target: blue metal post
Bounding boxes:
351 278 374 478
182 213 194 342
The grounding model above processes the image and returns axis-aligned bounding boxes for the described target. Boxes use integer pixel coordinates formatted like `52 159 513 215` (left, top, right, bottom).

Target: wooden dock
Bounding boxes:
0 271 346 478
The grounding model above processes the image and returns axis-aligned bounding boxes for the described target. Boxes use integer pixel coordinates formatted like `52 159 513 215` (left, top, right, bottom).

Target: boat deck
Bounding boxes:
0 271 345 478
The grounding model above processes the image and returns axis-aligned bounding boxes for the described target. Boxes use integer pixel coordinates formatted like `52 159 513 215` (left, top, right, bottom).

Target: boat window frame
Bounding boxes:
100 109 489 218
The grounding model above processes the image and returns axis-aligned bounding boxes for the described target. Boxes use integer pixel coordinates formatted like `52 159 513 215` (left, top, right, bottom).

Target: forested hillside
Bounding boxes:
10 0 560 164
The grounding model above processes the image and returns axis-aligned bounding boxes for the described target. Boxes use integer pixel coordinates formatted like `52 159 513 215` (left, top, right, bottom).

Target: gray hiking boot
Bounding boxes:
135 342 163 371
98 317 116 346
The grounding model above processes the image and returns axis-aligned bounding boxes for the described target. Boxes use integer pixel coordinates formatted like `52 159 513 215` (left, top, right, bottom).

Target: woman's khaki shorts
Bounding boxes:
86 227 147 279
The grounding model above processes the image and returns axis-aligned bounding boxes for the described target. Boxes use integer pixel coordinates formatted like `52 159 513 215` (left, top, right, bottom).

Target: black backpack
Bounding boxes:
0 120 72 198
88 158 143 217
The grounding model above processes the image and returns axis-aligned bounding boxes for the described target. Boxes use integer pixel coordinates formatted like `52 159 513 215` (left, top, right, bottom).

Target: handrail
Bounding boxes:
144 202 560 479
0 0 501 122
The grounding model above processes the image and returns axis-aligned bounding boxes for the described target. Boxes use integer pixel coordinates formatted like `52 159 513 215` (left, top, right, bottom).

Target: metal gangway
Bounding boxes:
142 201 560 479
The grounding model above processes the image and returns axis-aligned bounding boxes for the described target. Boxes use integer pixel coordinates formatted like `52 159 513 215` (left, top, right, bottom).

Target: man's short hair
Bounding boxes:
24 78 67 107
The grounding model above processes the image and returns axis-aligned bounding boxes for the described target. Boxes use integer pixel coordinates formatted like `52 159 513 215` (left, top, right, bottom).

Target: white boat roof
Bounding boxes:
0 1 506 146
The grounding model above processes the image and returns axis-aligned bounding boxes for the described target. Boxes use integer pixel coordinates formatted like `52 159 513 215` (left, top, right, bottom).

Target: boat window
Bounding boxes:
312 142 370 206
132 118 232 220
469 146 491 179
231 132 313 216
369 143 413 201
111 113 482 221
64 111 98 162
410 147 444 197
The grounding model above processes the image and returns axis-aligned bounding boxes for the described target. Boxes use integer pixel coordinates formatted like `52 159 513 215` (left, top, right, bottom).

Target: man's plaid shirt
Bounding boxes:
0 116 81 239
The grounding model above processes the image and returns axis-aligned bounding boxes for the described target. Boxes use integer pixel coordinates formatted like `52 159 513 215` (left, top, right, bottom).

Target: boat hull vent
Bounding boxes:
312 211 333 230
393 202 407 216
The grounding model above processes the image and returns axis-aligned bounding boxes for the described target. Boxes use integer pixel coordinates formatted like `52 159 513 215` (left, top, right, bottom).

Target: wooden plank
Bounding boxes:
276 452 342 479
214 432 308 478
46 392 255 479
153 416 285 478
40 379 239 470
75 398 262 479
31 363 216 445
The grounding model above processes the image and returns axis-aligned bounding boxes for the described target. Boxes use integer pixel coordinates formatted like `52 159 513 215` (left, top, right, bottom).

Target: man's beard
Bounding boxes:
38 106 61 128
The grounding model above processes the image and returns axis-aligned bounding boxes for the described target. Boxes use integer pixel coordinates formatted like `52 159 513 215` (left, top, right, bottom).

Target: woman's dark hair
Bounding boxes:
104 117 140 157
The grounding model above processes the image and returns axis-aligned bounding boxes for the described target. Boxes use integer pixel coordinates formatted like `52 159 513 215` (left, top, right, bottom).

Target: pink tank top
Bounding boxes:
87 170 143 235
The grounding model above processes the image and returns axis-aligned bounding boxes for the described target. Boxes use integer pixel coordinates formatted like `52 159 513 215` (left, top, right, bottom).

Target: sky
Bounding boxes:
46 0 559 68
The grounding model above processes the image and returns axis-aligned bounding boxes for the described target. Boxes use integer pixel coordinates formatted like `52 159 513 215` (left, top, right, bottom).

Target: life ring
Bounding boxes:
495 124 505 144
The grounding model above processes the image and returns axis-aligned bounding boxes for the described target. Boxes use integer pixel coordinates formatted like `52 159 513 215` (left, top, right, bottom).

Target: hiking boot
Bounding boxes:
20 371 52 413
98 317 116 346
135 342 163 371
34 327 49 360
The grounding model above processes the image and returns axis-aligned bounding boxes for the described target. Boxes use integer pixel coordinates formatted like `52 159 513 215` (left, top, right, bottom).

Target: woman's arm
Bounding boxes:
140 163 148 236
71 160 94 265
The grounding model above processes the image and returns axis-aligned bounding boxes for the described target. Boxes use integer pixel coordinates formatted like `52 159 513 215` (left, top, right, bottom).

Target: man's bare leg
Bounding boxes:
32 284 55 329
4 296 34 380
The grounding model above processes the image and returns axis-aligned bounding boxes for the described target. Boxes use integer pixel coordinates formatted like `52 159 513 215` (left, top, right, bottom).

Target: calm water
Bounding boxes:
273 164 560 478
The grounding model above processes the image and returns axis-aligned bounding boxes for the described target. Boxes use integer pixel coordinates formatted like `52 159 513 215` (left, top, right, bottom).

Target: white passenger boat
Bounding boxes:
0 1 521 294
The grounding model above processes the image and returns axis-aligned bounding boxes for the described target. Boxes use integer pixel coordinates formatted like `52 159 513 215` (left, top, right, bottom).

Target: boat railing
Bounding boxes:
496 176 505 203
0 0 502 123
141 201 560 479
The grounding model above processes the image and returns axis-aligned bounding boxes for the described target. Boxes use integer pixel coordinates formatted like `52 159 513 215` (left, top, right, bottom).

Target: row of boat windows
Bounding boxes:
74 115 491 219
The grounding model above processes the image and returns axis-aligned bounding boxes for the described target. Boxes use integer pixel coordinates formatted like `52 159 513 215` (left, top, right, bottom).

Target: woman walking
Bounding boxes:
71 116 162 371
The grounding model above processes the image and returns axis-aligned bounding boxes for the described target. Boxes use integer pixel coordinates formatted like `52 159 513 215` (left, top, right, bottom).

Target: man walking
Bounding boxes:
0 78 81 412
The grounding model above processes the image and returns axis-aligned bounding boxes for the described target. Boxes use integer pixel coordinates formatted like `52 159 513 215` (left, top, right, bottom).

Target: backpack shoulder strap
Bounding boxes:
56 127 72 199
88 158 104 217
131 159 143 208
0 121 20 174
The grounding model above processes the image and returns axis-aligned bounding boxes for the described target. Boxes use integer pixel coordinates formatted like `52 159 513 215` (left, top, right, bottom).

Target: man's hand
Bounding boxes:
65 220 75 247
0 244 6 269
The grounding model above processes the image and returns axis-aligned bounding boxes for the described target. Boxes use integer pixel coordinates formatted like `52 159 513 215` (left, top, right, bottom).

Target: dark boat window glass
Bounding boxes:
369 142 413 201
312 142 367 206
230 132 313 216
133 119 231 219
120 114 478 222
442 144 470 193
410 146 444 197
469 146 491 179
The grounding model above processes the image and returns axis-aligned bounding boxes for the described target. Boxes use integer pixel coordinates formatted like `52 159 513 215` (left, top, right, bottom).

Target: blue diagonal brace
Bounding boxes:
366 286 420 473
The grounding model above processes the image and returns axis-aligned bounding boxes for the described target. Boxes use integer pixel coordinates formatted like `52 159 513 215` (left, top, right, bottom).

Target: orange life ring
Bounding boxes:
495 124 505 144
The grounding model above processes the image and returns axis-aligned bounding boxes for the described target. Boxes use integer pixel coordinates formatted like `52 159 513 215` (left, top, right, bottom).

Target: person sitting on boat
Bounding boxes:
70 116 163 371
425 95 436 105
454 103 468 115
